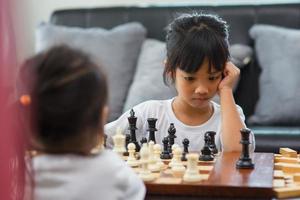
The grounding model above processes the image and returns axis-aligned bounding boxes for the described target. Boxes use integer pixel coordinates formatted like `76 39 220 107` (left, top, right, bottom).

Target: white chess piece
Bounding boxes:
169 144 180 167
139 143 156 182
148 141 155 164
126 143 139 167
148 141 160 172
112 127 126 157
153 144 165 170
171 144 179 153
183 153 202 182
171 147 185 178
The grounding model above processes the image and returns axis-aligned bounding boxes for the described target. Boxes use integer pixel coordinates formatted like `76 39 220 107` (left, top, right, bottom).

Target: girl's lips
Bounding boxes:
192 97 209 101
191 98 210 105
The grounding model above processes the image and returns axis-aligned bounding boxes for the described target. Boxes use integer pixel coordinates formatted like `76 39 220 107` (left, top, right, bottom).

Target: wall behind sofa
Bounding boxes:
23 0 295 64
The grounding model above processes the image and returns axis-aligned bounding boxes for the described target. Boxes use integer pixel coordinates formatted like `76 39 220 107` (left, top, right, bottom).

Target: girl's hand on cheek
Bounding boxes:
218 62 240 93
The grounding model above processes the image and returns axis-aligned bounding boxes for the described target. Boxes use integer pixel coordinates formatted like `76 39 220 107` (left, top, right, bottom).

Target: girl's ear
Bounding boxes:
169 71 175 80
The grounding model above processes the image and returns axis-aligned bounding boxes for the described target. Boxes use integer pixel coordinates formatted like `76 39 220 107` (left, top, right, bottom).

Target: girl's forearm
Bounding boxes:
220 88 244 152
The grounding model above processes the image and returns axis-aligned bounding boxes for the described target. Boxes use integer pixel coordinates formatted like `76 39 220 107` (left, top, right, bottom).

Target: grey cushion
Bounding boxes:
123 39 177 112
248 25 300 125
124 39 252 111
36 22 146 121
230 44 253 69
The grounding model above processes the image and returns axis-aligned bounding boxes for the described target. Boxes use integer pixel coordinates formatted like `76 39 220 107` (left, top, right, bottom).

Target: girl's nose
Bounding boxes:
194 85 209 95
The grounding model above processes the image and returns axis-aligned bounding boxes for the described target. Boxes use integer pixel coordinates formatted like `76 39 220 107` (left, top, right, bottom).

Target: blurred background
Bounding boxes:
21 0 298 64
1 0 300 199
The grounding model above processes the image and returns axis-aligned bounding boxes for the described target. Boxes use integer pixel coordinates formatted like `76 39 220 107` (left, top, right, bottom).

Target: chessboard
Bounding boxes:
124 151 275 199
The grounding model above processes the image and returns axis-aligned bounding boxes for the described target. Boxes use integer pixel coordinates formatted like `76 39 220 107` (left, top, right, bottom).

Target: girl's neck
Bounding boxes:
31 131 103 156
172 97 214 126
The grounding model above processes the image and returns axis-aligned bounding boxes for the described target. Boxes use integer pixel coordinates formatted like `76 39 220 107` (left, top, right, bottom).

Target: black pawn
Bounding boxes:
167 123 177 153
140 137 147 145
181 138 189 161
236 128 254 169
205 131 218 155
147 118 158 143
199 134 214 161
161 137 171 159
127 109 140 152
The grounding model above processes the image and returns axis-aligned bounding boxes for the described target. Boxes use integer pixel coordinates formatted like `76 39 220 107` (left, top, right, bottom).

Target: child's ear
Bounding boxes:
167 71 173 77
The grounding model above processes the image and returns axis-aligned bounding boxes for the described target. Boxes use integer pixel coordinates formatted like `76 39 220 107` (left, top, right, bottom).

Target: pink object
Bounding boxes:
0 0 26 199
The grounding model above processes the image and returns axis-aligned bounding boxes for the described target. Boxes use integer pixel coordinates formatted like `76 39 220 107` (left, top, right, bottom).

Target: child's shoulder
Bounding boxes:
33 150 126 170
97 149 126 166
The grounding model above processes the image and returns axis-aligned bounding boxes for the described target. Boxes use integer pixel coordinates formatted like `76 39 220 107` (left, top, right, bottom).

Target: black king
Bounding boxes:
127 109 140 152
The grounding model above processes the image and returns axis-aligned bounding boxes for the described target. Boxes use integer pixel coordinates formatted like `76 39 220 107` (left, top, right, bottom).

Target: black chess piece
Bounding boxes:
124 134 131 156
140 137 147 145
147 118 158 143
127 109 140 152
236 128 254 169
199 134 214 161
181 138 189 161
161 137 172 159
167 123 177 153
205 131 218 155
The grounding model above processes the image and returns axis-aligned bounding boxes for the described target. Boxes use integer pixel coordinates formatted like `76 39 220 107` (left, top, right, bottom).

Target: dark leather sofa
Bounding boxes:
50 3 300 153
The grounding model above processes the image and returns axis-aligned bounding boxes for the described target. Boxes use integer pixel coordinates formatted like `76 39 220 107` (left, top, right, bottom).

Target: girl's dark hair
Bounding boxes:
20 45 108 153
164 12 230 84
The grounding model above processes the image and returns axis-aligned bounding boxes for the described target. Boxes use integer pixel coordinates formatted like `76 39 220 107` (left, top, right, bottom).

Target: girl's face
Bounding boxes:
174 59 223 110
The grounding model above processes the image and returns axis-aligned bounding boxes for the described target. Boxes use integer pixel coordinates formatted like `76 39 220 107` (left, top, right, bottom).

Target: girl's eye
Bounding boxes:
208 76 220 81
184 76 195 81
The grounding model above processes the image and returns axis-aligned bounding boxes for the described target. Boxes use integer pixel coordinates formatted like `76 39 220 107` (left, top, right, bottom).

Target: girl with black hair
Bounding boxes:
20 45 145 200
105 13 255 152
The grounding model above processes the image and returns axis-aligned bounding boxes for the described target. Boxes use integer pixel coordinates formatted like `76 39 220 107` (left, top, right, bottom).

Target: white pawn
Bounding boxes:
112 127 126 157
169 144 180 167
183 153 202 182
148 141 155 164
153 144 165 170
139 143 156 182
171 144 180 154
148 141 160 172
126 143 139 167
171 147 185 178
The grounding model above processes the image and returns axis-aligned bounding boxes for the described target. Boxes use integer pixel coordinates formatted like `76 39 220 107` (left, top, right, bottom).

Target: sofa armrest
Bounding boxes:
250 126 300 153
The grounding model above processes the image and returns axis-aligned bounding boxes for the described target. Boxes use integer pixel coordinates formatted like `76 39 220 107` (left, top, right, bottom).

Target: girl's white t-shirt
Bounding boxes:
105 98 255 152
32 150 145 200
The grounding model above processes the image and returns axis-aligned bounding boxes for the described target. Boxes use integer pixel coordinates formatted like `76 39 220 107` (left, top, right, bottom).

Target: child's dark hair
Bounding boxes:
164 12 230 84
20 45 108 154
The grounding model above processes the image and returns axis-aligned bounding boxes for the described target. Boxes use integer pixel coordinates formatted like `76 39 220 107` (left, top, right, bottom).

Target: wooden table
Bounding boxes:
146 152 274 199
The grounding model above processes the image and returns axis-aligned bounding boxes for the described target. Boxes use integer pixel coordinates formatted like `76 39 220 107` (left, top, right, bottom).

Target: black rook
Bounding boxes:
147 118 158 143
236 128 254 169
